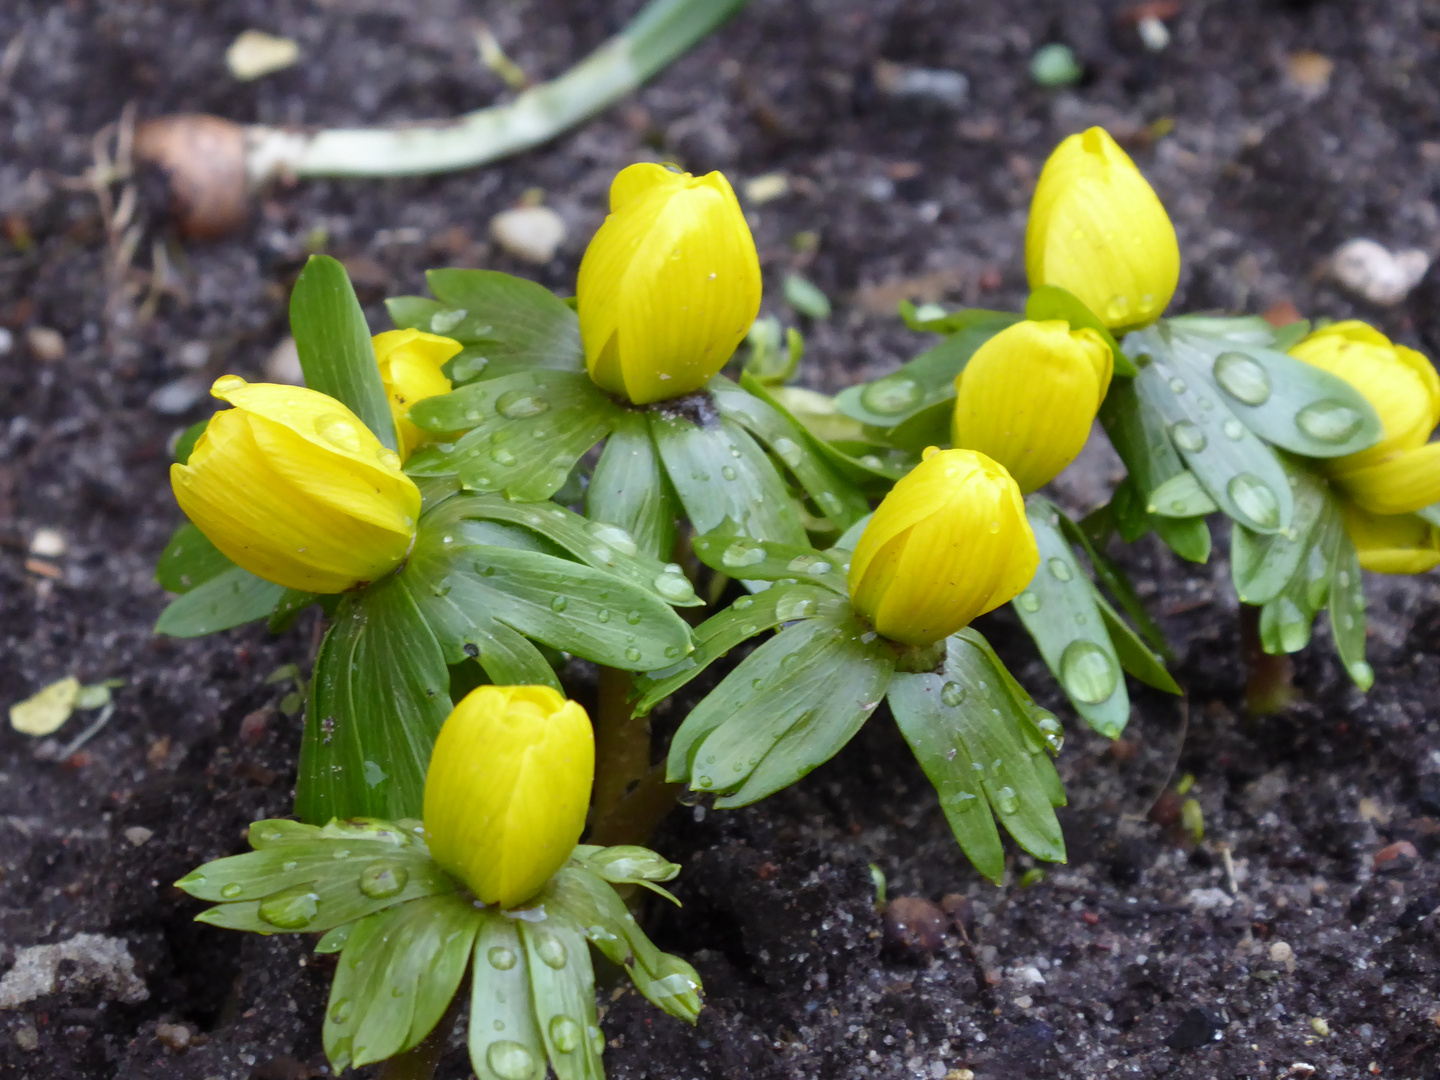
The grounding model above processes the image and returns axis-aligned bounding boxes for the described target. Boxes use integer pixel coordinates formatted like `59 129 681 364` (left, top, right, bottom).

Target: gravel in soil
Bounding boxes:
5 1 1440 1077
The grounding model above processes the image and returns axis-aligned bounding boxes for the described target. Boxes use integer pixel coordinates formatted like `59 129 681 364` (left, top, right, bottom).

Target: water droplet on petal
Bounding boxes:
860 376 920 416
212 374 248 395
487 946 517 971
358 860 409 899
486 1040 538 1080
1296 399 1364 444
315 413 364 454
257 883 321 929
1170 420 1206 453
1212 351 1272 405
496 390 551 419
1058 640 1119 705
1227 473 1281 530
549 1015 581 1053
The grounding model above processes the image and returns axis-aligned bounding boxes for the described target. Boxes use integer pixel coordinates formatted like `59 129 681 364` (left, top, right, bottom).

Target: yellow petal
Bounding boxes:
1340 501 1440 575
1289 320 1440 466
372 329 459 459
9 676 80 736
577 166 761 404
1334 441 1440 516
1026 127 1179 330
952 320 1111 492
849 448 1039 645
423 686 594 908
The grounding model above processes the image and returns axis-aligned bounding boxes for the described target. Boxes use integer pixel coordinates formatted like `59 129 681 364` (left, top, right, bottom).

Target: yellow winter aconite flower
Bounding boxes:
372 329 461 459
952 319 1113 493
1026 126 1180 331
170 376 420 594
422 685 594 909
848 448 1039 646
1340 502 1440 575
577 162 762 405
1290 321 1440 516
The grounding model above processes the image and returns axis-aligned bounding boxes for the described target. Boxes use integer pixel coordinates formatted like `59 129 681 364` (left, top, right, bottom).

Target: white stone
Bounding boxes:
1186 886 1234 912
226 30 300 82
490 206 566 264
1331 238 1430 306
0 934 148 1009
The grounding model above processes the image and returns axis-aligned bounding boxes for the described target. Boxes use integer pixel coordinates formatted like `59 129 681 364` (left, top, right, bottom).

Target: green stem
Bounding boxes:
1240 604 1299 715
246 0 749 181
591 667 654 834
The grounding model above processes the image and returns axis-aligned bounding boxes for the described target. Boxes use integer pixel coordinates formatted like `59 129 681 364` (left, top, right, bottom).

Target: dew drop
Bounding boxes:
994 785 1021 815
257 884 320 929
721 541 766 568
1169 420 1206 453
653 570 695 602
721 465 739 481
775 594 815 621
733 595 754 610
941 681 966 707
329 998 353 1024
376 448 402 470
549 1015 582 1053
1296 399 1364 444
490 447 516 466
487 946 518 971
586 521 639 556
626 610 643 625
1104 295 1131 323
1212 351 1272 406
1222 418 1245 441
221 882 243 899
1047 557 1073 582
212 374 248 394
860 376 920 416
624 647 642 662
588 1025 606 1055
786 554 832 576
1227 473 1281 530
1037 716 1065 753
772 437 803 467
596 608 611 623
315 413 363 454
664 645 680 658
550 596 568 613
430 308 467 334
1058 640 1119 705
486 1040 539 1080
1016 591 1041 613
358 860 409 899
496 390 551 419
535 932 568 969
1168 377 1188 395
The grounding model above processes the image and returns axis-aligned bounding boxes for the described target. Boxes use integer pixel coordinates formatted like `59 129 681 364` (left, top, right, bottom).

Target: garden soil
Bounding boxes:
5 1 1440 1077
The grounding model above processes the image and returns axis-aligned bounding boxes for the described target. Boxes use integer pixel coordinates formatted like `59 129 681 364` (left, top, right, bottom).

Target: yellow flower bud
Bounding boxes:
372 329 461 459
577 163 762 405
170 376 420 594
422 686 594 909
847 448 1039 646
1026 127 1180 330
1340 502 1440 575
1290 321 1440 515
952 319 1112 493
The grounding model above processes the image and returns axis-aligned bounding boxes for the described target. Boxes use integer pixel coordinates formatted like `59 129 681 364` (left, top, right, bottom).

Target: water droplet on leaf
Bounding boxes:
220 882 243 899
257 884 320 929
721 541 766 568
549 1015 581 1053
1058 640 1119 705
1296 399 1364 444
535 934 567 969
486 1040 538 1080
1227 473 1281 530
860 376 920 416
487 946 517 971
941 682 966 707
358 860 408 899
496 390 551 419
1169 420 1206 453
1016 592 1040 613
1212 352 1272 405
1047 557 1073 582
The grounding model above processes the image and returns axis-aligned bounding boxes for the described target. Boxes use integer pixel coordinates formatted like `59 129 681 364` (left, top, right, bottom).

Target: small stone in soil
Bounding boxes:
155 1021 191 1051
1165 1006 1223 1050
883 896 948 958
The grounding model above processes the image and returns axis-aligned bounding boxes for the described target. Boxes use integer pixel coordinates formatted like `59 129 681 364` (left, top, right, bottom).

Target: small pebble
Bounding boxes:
148 377 207 416
29 528 66 558
155 1021 192 1051
490 206 566 264
873 60 969 110
226 30 300 81
0 327 13 355
883 896 949 957
1268 940 1295 966
1331 238 1429 306
1310 1016 1331 1037
1031 43 1083 88
1374 839 1419 874
26 326 65 362
744 173 790 205
265 337 304 385
1287 51 1334 100
124 826 153 847
176 341 210 369
13 1024 38 1052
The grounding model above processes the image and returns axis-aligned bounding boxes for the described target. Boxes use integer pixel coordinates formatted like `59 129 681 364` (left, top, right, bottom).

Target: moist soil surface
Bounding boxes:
5 1 1440 1077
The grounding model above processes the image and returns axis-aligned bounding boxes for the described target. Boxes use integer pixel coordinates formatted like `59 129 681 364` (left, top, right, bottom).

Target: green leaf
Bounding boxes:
1128 334 1294 534
403 504 694 674
1155 514 1212 563
650 411 808 546
1258 502 1341 655
289 255 397 452
1098 376 1188 499
172 418 209 465
628 952 704 1025
783 272 831 319
898 302 1018 335
1146 471 1220 518
1416 502 1440 529
424 268 585 378
1269 320 1312 353
1162 322 1382 458
155 522 235 594
155 566 286 637
384 295 446 332
1025 284 1135 376
451 493 701 607
470 913 546 1080
520 919 604 1080
1013 497 1130 737
587 412 679 560
1094 596 1181 694
690 519 849 593
1327 524 1373 690
835 313 1017 428
181 820 456 933
666 611 894 807
717 375 871 529
1231 462 1329 605
573 845 680 888
887 634 1067 881
295 578 453 823
407 369 622 501
324 895 482 1071
1056 513 1170 657
633 583 846 714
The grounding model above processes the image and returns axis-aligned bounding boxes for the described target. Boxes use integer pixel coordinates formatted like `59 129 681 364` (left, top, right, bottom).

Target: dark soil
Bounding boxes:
5 1 1440 1078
